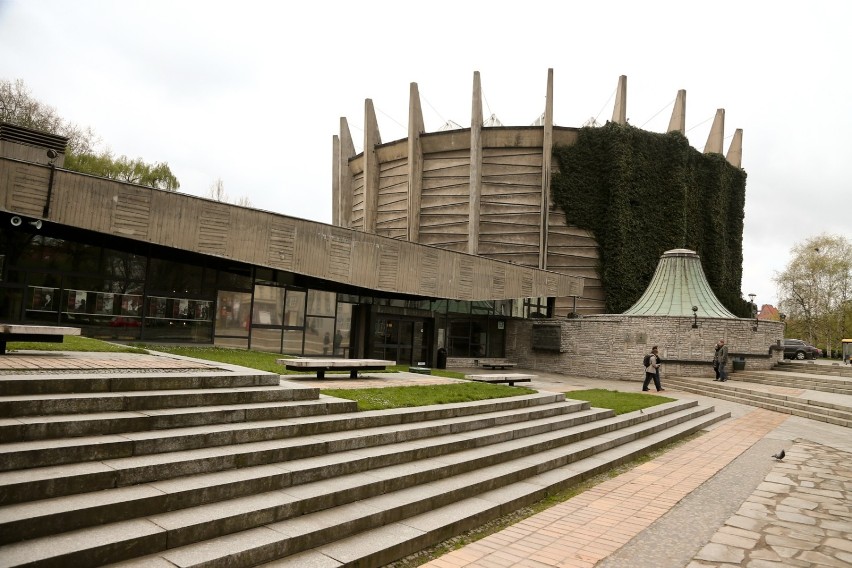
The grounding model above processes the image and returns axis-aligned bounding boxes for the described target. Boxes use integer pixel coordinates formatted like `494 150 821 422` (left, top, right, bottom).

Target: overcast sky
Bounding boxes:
1 0 849 308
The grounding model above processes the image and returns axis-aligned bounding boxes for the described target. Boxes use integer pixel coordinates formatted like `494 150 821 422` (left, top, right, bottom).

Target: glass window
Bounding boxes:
282 329 304 355
284 290 306 327
306 290 335 317
215 290 251 337
251 328 283 353
304 316 336 356
147 258 204 295
218 266 252 290
334 303 353 357
252 285 285 325
103 248 146 290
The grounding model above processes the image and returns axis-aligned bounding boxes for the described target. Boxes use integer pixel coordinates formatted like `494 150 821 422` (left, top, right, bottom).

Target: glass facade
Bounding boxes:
1 218 535 362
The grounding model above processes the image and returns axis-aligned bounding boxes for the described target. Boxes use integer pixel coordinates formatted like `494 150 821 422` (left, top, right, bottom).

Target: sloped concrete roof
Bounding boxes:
623 249 737 318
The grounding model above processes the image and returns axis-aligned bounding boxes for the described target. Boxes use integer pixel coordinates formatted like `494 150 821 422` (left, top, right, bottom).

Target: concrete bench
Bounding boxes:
277 358 396 379
466 373 536 387
0 324 81 355
481 361 516 370
408 366 432 375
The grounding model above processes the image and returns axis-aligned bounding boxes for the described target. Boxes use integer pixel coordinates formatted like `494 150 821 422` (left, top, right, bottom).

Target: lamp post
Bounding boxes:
691 305 698 329
748 293 758 331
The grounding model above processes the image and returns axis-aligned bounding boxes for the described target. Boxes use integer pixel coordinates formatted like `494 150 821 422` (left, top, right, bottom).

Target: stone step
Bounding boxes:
256 407 728 568
0 402 724 567
0 384 320 418
772 363 852 378
0 396 358 443
0 371 282 396
665 377 852 427
0 393 583 503
732 371 852 395
0 402 609 543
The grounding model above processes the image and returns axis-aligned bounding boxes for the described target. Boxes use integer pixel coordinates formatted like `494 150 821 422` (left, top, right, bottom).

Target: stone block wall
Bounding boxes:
505 315 784 381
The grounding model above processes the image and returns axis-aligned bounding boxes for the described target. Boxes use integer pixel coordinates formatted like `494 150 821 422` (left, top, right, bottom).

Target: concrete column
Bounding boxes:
332 135 340 226
468 71 483 255
611 75 627 124
539 68 554 269
338 117 356 228
703 109 725 154
726 128 743 168
667 89 686 134
363 99 382 233
407 82 425 242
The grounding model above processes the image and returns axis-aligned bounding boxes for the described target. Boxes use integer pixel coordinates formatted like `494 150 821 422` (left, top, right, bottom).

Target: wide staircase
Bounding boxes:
771 360 852 380
0 367 728 568
664 368 852 427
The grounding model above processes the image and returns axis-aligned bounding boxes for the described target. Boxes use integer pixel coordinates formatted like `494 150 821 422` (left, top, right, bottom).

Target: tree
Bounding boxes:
1 78 98 155
64 152 179 191
207 177 252 207
775 234 852 357
1 78 179 190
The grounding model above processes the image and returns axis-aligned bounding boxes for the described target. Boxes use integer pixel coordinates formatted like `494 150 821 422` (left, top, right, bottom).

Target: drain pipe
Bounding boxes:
42 149 58 218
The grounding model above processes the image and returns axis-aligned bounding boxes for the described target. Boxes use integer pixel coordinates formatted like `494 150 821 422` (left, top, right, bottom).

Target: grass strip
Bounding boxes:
322 382 537 411
564 388 675 414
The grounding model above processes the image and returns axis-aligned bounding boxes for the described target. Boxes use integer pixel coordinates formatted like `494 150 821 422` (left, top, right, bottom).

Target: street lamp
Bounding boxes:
748 293 758 331
691 305 699 329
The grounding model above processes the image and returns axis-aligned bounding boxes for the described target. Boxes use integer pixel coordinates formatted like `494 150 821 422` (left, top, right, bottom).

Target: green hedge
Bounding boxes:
551 123 750 316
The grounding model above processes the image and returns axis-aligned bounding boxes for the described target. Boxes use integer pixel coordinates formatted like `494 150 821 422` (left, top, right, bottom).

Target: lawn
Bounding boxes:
322 383 537 411
563 388 674 414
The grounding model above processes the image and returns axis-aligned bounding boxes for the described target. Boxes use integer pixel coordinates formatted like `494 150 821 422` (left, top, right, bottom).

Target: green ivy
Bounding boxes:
551 123 750 317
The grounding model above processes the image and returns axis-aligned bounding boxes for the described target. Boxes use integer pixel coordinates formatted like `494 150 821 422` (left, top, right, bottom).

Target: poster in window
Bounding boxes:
31 287 57 311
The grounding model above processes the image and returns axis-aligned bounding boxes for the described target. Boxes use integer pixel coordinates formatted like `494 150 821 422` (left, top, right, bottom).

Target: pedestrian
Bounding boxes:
712 339 723 380
717 339 729 382
642 346 665 392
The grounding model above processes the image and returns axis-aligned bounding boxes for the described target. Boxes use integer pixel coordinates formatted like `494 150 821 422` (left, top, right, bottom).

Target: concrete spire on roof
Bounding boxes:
623 249 737 318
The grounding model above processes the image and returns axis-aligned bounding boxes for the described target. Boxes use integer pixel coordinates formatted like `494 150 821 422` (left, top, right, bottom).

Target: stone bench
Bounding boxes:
408 366 432 375
481 361 516 370
277 358 396 379
0 324 82 355
466 373 536 387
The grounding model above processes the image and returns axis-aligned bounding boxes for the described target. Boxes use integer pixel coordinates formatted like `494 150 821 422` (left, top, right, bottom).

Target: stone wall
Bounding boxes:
505 315 784 381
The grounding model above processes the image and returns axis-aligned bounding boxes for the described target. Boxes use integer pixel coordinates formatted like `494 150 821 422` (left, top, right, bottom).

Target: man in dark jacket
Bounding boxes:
642 346 665 392
718 340 729 382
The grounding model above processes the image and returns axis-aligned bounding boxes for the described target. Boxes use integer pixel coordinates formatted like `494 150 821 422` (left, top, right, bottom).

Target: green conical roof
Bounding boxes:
622 249 737 318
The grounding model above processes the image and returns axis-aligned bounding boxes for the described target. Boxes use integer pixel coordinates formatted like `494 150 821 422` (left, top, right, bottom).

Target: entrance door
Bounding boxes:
371 317 430 366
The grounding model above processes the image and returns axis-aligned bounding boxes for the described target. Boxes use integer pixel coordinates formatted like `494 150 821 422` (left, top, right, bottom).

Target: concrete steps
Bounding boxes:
665 376 852 427
0 368 728 568
733 369 852 395
771 361 852 379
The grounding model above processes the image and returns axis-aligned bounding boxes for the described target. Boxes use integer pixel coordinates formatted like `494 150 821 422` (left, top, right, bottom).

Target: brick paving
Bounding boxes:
0 351 219 371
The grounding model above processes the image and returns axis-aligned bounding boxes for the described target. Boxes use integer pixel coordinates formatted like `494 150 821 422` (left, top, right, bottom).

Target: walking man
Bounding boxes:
717 339 729 382
642 346 665 392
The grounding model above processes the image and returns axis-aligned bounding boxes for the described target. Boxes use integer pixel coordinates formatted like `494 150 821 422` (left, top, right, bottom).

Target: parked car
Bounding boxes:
782 339 820 360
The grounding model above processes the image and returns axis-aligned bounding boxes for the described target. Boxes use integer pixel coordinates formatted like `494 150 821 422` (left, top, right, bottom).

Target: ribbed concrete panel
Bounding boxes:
623 248 736 317
8 164 49 216
375 157 409 240
198 202 230 255
267 220 296 269
350 171 365 232
420 150 471 251
111 188 150 239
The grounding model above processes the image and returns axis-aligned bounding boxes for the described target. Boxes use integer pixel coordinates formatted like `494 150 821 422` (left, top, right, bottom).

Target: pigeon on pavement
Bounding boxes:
771 449 785 461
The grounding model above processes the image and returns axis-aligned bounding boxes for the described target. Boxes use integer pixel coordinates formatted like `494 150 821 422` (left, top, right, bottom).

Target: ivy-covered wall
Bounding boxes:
551 123 750 317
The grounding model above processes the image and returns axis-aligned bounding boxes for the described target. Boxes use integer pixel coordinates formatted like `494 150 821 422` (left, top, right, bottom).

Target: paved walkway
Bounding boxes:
2 351 850 567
